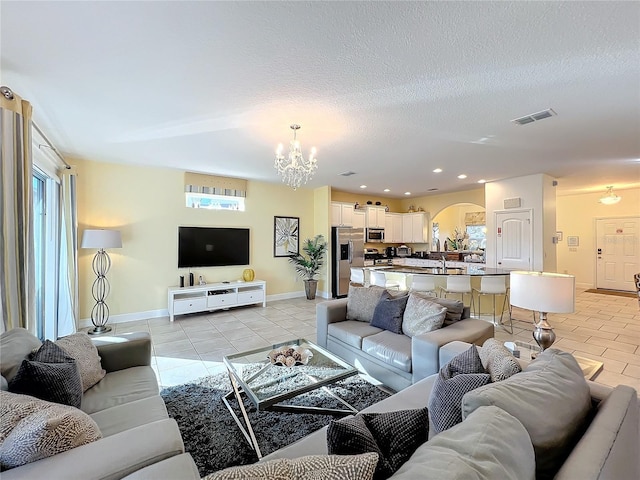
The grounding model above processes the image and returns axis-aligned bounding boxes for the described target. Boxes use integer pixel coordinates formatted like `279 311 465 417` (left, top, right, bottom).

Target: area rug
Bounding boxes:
160 371 390 477
585 288 636 298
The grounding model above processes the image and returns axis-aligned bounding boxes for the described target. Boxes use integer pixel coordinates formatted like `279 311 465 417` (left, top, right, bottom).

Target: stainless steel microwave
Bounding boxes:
366 228 384 243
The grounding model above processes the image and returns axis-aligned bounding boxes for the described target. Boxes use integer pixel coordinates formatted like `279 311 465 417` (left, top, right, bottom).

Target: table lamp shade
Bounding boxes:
81 229 122 249
510 271 575 313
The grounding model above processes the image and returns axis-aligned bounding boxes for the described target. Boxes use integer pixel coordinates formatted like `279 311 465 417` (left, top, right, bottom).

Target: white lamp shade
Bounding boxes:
510 271 575 313
81 229 122 249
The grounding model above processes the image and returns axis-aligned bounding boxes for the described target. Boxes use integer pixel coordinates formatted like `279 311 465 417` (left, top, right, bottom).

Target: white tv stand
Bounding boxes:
167 280 266 322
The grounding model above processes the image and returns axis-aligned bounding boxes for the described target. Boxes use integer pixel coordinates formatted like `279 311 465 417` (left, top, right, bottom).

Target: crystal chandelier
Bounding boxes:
599 186 622 205
274 124 317 190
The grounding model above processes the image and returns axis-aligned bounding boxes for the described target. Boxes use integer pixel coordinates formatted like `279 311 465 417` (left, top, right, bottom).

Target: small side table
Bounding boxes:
513 341 603 380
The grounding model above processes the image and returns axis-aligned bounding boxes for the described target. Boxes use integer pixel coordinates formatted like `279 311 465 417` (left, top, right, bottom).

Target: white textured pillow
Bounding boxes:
56 332 106 391
479 338 522 382
346 285 386 322
0 391 102 469
402 294 447 337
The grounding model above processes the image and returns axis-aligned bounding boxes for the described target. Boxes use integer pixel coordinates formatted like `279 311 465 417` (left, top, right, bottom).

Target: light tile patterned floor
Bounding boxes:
110 290 640 393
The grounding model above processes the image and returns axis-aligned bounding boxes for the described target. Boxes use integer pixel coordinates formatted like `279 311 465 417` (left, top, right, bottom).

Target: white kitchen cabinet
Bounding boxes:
385 213 403 243
402 212 429 243
331 202 356 227
365 206 386 229
353 210 365 229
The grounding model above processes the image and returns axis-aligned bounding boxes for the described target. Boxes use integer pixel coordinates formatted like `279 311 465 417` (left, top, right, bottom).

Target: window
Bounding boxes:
185 192 245 211
466 225 486 250
32 172 46 339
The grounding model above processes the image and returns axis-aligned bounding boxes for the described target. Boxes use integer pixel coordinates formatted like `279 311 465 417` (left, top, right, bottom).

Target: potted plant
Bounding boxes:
288 234 327 300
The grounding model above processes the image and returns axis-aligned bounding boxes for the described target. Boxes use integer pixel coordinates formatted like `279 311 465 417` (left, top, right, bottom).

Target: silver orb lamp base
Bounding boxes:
532 312 556 351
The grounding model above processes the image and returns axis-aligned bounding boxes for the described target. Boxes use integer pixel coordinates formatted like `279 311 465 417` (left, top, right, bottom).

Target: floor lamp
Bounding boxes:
509 271 575 351
81 229 122 335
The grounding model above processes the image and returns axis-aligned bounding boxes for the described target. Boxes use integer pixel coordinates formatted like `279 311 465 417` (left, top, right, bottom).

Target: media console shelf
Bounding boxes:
167 280 266 322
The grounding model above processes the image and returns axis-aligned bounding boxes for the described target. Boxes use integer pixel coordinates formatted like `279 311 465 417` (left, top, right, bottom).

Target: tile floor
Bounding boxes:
106 289 640 393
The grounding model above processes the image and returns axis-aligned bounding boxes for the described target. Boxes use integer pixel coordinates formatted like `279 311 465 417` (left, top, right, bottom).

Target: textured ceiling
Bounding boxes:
1 1 639 197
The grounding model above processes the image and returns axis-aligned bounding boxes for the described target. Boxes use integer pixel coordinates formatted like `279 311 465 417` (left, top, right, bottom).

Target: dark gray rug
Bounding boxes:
160 371 390 477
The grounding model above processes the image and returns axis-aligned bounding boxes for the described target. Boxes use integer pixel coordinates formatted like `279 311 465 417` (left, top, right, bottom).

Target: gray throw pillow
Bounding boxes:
401 294 447 337
412 294 465 326
370 291 409 334
346 285 387 323
462 349 591 480
8 340 83 408
328 408 429 479
56 332 106 391
428 346 490 433
0 328 42 383
479 338 522 382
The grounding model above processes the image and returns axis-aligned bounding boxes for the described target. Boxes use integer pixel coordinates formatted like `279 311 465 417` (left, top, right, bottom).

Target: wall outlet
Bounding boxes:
569 247 578 252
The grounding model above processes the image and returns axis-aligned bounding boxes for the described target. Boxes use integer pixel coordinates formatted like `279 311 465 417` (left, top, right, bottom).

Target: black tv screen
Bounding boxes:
178 226 250 268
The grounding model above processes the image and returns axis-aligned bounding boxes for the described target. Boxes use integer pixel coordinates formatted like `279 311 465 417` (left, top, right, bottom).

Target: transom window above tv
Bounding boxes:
185 192 245 211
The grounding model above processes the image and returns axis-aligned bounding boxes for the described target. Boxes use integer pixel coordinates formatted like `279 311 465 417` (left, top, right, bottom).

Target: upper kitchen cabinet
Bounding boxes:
385 213 403 243
365 206 386 229
332 202 362 227
402 212 430 243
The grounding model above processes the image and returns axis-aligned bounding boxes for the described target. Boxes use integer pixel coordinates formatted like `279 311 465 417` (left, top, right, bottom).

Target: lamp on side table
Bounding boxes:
509 271 575 351
81 229 122 335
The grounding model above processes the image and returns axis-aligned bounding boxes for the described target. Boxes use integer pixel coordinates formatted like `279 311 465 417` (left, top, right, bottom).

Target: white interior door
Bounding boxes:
596 217 640 291
495 210 532 270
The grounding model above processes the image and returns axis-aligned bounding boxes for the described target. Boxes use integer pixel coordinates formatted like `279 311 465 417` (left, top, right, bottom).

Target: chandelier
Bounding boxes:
599 186 622 205
274 124 317 190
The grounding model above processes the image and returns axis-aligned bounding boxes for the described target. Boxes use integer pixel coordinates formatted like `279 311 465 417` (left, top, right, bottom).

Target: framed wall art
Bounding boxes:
274 216 299 257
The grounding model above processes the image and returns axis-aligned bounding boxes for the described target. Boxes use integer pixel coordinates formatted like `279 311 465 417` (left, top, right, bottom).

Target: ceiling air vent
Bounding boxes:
339 171 356 176
511 108 557 126
427 188 439 191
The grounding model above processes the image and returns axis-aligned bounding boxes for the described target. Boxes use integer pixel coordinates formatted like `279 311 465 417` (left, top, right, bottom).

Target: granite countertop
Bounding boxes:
378 266 510 276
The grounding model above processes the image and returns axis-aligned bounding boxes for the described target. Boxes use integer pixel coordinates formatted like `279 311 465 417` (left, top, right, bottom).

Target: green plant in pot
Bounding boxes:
288 234 327 300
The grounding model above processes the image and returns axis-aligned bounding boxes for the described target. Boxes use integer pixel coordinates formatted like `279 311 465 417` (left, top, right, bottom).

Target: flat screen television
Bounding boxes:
178 226 250 268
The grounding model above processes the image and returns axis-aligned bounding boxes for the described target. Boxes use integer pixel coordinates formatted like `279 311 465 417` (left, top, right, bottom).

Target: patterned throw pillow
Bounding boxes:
428 345 490 434
56 332 106 391
401 294 447 337
8 340 83 408
479 338 522 382
346 285 387 323
0 391 102 470
327 408 429 479
370 291 409 334
413 295 465 326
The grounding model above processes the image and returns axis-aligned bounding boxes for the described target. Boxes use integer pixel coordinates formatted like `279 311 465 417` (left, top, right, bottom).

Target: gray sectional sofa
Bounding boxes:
317 296 494 391
0 328 200 480
265 341 639 480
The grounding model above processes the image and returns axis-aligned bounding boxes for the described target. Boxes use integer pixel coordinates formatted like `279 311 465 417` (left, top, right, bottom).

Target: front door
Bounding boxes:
596 217 640 291
495 210 532 270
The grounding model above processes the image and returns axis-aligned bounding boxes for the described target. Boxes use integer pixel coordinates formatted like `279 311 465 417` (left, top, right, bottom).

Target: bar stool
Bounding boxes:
440 275 474 314
350 267 365 286
409 274 437 296
370 270 400 290
473 276 513 333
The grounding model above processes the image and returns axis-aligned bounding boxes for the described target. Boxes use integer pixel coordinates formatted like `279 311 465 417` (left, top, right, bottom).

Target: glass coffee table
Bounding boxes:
223 338 359 458
514 340 604 380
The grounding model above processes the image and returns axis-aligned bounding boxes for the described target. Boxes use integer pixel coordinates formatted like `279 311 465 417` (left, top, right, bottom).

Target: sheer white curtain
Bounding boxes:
0 87 35 334
57 170 78 336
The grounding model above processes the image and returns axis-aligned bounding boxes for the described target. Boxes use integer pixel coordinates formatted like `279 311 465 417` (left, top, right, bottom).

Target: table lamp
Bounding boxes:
509 271 575 350
81 229 122 334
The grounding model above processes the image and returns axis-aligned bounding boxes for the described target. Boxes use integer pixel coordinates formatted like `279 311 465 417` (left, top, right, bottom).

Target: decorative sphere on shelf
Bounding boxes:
242 269 255 282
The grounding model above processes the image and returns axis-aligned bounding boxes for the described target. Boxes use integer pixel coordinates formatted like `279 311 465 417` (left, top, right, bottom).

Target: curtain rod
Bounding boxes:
32 122 71 170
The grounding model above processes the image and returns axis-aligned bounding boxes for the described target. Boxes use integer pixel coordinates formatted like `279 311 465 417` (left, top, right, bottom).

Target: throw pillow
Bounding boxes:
462 349 591 480
56 332 106 391
203 458 290 480
412 294 465 326
327 408 428 479
391 406 535 480
0 391 102 470
8 340 83 408
401 294 447 337
346 285 387 323
428 349 491 433
288 453 378 480
479 338 522 382
370 291 409 334
0 328 43 383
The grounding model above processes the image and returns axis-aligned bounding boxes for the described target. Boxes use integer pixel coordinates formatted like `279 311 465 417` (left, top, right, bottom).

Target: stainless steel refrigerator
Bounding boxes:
331 227 365 298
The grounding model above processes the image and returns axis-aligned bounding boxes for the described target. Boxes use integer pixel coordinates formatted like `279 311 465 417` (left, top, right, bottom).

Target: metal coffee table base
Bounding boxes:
222 370 358 459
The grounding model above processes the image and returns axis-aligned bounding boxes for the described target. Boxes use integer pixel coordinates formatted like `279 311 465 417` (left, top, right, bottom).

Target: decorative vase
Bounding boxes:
304 279 318 300
242 269 255 282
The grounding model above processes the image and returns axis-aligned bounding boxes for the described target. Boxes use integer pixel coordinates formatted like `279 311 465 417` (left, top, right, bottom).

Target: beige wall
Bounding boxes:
557 187 640 288
400 188 485 218
433 203 485 248
75 158 316 320
330 189 404 213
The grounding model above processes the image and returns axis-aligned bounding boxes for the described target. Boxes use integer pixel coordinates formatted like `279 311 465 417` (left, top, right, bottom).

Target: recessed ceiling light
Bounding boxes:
360 185 367 189
383 188 390 192
433 168 442 173
477 179 486 184
457 174 467 179
404 192 411 196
